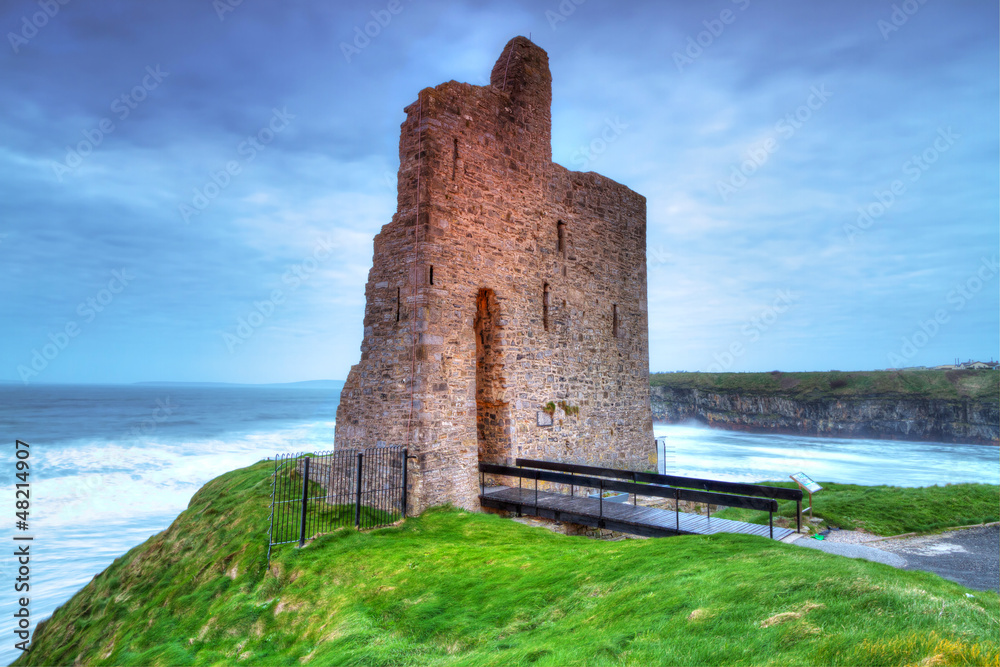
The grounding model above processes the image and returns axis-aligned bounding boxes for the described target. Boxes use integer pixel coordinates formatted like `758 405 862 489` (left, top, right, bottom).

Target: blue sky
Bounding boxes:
1 0 997 384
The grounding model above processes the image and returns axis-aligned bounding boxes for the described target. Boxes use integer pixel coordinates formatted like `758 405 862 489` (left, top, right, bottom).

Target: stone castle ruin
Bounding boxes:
335 36 654 514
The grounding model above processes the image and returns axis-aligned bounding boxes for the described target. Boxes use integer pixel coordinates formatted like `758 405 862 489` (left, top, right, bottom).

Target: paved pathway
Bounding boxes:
794 534 907 568
874 525 999 592
792 524 999 592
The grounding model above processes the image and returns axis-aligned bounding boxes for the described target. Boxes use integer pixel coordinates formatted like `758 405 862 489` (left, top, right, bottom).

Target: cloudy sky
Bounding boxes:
1 0 996 384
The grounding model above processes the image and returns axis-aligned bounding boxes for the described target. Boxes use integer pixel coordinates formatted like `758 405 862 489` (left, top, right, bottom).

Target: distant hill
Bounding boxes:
649 369 998 402
134 380 345 390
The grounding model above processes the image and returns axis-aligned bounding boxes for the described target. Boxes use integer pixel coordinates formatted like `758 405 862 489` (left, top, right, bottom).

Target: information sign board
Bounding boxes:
790 472 822 494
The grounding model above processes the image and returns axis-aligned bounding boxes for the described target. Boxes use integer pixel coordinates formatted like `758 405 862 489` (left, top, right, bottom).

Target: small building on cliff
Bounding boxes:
335 36 655 514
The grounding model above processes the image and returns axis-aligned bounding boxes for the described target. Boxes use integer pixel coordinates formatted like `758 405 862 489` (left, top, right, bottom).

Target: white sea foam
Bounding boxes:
32 420 337 528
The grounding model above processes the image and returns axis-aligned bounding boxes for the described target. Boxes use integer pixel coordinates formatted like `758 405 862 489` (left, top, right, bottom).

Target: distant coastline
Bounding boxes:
133 379 345 390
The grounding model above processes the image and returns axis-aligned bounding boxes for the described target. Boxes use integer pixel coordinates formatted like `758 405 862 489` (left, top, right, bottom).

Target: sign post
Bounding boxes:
790 472 822 528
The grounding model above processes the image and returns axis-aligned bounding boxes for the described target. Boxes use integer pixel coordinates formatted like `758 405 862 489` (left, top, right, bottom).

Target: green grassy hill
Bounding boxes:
649 369 999 402
17 462 999 666
713 481 999 536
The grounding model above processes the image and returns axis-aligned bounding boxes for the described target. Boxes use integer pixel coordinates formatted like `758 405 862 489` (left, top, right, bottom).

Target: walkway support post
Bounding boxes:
518 462 522 517
674 488 680 531
533 469 539 512
298 456 310 547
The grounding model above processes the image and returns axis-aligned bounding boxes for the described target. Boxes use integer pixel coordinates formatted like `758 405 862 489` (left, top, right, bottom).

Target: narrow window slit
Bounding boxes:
543 283 550 331
396 287 401 322
612 304 619 338
557 220 565 254
452 137 458 180
429 265 434 285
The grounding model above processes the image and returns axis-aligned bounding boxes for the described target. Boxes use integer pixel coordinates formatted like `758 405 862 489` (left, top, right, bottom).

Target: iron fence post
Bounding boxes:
402 448 409 518
266 454 279 562
298 456 310 547
354 452 364 529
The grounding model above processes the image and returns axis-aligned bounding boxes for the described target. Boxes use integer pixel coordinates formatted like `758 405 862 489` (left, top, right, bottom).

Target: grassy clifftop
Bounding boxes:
19 463 1000 666
715 481 999 536
650 369 999 402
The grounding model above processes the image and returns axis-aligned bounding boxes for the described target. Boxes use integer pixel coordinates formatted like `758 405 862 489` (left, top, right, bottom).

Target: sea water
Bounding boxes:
0 383 339 665
653 422 999 486
0 385 996 665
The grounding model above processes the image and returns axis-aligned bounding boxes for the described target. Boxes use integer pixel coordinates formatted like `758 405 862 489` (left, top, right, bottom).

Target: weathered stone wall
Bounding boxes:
336 36 655 514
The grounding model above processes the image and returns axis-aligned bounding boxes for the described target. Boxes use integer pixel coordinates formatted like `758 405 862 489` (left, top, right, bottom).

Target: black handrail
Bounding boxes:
515 458 803 501
480 463 778 513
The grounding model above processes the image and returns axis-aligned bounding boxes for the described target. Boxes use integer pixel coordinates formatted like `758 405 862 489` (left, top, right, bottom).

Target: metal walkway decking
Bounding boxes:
479 459 804 541
480 486 796 540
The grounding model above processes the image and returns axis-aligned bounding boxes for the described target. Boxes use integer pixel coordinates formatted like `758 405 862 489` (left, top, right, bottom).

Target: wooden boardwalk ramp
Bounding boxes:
479 459 802 541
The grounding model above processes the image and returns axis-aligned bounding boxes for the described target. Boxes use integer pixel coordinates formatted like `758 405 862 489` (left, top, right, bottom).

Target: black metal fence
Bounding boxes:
267 446 407 559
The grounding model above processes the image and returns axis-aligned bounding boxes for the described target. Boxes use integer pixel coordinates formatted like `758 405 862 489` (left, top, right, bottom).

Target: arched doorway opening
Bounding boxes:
474 288 511 465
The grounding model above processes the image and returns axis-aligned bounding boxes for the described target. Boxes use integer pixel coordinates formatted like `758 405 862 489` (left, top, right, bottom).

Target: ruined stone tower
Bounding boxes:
335 36 654 514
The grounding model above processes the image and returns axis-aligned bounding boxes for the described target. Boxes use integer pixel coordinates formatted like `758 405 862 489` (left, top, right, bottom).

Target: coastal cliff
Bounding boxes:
650 370 999 445
16 461 1000 665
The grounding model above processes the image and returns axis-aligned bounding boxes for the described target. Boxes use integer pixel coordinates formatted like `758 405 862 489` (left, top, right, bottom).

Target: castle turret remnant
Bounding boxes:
335 36 655 514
